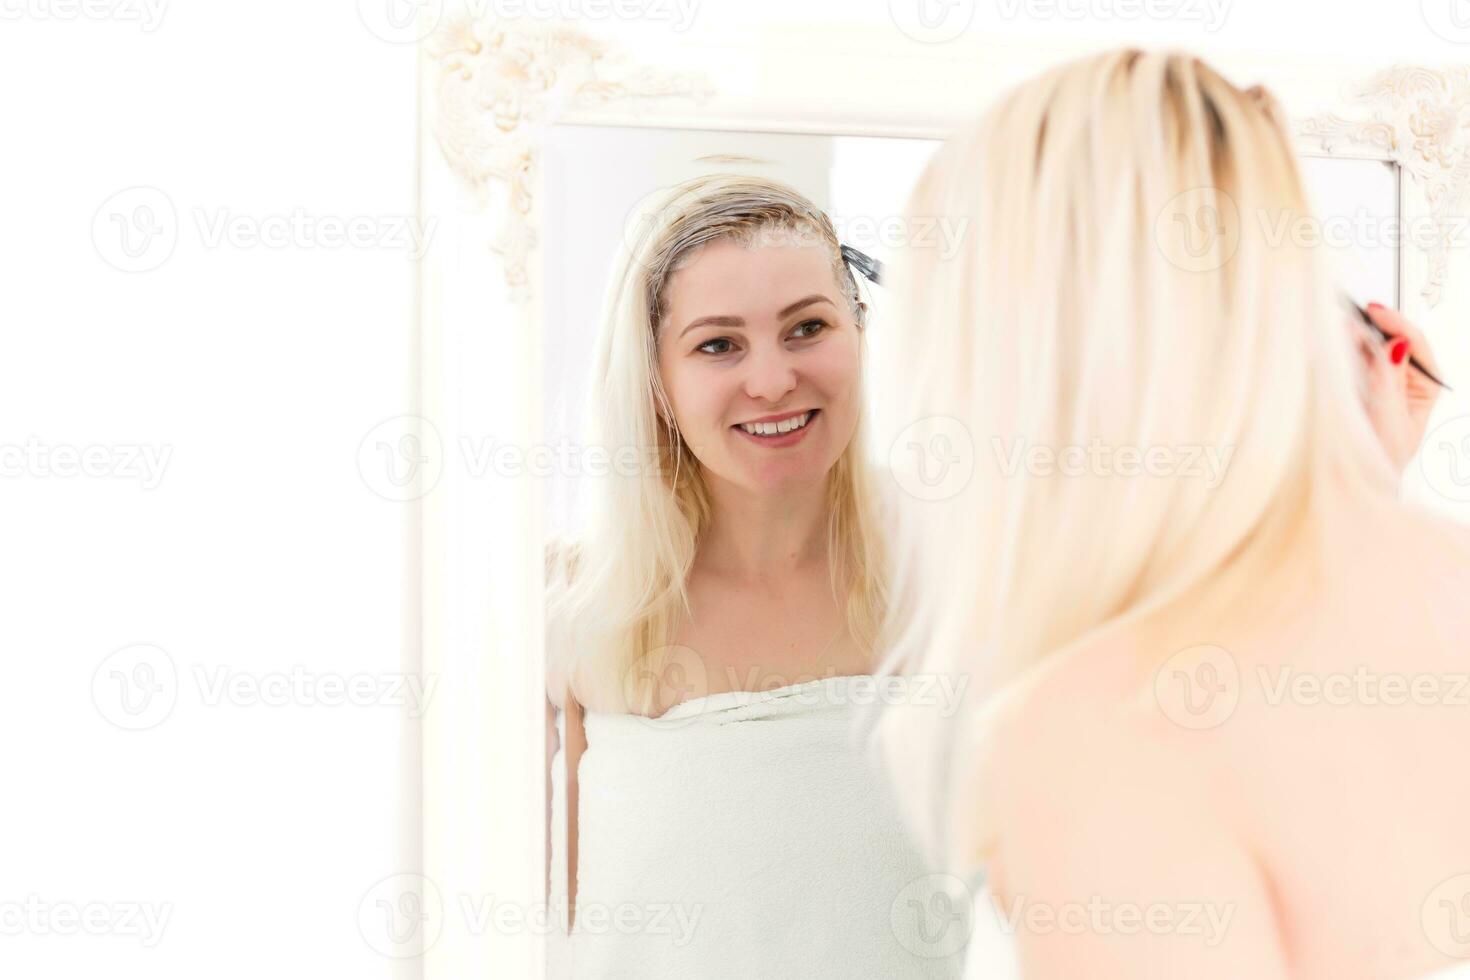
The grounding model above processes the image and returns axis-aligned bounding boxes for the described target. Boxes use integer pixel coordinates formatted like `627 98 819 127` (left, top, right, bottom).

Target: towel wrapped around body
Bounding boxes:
548 675 976 979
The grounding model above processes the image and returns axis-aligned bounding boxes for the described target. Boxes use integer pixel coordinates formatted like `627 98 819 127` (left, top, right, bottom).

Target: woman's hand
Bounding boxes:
1355 302 1444 474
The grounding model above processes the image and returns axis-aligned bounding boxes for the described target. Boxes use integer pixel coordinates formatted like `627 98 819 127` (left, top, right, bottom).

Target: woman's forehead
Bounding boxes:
664 240 839 313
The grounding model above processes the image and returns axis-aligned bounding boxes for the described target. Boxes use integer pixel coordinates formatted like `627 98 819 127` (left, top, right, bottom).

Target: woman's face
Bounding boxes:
656 236 863 496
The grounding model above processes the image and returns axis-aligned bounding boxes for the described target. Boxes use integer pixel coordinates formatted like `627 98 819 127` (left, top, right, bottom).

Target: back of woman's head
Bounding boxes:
875 47 1396 861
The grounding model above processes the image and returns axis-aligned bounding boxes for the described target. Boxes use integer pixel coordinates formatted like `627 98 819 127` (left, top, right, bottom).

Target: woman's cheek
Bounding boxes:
815 345 863 402
672 383 724 445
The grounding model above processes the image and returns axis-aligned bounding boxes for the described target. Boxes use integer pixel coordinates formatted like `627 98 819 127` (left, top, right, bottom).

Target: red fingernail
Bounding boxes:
1367 302 1385 311
1390 338 1410 365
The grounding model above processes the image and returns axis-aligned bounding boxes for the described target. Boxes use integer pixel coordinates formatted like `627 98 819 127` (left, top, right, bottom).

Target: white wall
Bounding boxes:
0 4 420 978
595 0 1470 66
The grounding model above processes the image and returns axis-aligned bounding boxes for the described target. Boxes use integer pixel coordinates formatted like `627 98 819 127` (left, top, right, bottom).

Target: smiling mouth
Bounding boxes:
732 409 819 439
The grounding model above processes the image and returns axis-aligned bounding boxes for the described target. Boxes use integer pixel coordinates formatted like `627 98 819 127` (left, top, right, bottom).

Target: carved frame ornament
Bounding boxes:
426 15 713 298
427 16 1470 310
1296 65 1470 307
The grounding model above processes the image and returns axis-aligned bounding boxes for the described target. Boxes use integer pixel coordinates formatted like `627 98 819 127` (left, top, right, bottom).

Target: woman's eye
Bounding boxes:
695 337 734 355
792 319 827 339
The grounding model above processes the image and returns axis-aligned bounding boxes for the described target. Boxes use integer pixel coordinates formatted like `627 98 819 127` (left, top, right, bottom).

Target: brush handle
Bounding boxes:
1345 296 1451 391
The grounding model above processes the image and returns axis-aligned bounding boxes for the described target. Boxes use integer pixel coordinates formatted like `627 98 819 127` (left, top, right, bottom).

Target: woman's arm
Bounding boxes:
543 536 584 927
544 685 586 932
563 692 585 931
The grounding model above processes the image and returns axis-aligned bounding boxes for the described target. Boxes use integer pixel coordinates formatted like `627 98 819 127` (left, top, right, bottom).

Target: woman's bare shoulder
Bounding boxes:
1401 502 1470 573
1350 502 1470 641
966 636 1230 926
973 628 1211 828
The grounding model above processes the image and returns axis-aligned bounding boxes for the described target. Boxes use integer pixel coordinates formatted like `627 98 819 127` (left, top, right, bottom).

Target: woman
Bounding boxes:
545 174 961 977
875 49 1470 979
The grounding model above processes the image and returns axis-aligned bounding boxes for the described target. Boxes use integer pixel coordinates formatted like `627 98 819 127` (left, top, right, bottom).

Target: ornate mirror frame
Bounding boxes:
409 15 1470 976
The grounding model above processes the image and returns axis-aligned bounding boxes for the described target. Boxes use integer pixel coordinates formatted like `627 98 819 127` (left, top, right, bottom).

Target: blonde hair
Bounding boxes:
548 174 889 714
872 49 1398 867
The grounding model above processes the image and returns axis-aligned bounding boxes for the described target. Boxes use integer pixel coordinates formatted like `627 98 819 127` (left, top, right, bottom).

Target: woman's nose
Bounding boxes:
741 345 798 403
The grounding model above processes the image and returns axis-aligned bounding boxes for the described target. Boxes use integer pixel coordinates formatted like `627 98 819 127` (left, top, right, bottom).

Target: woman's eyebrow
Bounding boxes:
778 294 834 318
678 314 742 338
678 294 834 338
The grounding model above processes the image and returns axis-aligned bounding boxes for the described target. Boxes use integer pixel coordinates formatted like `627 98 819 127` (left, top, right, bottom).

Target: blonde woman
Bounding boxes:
545 175 961 978
875 48 1470 979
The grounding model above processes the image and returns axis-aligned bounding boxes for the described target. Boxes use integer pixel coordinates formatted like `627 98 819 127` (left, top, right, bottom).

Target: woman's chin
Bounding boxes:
734 453 840 495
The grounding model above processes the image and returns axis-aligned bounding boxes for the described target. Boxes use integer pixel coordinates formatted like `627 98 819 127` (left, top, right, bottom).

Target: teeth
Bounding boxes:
740 411 812 437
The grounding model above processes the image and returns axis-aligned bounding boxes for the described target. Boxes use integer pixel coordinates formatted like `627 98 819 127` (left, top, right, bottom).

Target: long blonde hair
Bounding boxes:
873 48 1398 867
548 174 890 714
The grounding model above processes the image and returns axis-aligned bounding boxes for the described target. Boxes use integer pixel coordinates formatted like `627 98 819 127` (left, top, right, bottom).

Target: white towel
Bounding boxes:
548 675 971 979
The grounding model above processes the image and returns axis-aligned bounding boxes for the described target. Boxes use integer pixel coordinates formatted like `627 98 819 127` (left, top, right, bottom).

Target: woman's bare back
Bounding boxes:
979 498 1470 978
